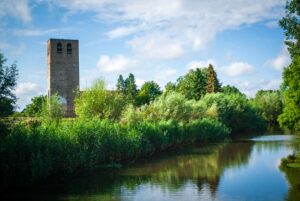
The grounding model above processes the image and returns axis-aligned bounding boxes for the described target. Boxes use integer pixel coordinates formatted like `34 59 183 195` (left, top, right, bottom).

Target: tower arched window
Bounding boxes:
67 43 72 54
57 42 62 53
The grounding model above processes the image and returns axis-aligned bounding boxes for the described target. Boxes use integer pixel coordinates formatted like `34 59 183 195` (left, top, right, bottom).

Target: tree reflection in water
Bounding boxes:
3 136 297 201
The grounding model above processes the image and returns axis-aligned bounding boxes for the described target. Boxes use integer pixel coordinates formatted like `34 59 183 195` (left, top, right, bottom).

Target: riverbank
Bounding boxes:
0 118 230 186
281 136 300 169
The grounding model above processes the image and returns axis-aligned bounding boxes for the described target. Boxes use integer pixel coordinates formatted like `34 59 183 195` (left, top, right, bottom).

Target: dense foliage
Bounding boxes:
199 93 266 133
120 91 265 133
252 90 283 126
1 61 272 184
0 117 230 185
279 0 300 170
176 68 208 100
205 64 221 93
22 95 47 117
279 0 300 131
137 81 162 105
221 85 243 95
279 0 300 58
0 53 18 116
75 79 126 120
278 57 300 131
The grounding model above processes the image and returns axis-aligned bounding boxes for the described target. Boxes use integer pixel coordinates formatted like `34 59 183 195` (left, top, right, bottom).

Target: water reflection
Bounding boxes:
280 166 300 201
3 135 297 201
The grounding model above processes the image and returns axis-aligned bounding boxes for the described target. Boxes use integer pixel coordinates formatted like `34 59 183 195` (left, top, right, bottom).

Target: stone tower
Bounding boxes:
47 39 79 117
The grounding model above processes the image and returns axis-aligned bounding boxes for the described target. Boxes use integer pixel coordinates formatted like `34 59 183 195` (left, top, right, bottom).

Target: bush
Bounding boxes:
251 90 283 125
199 93 267 133
75 79 127 121
187 118 230 141
137 92 195 123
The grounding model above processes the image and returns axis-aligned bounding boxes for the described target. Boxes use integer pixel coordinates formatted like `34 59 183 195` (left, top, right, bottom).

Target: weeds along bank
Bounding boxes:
0 118 229 185
0 91 267 185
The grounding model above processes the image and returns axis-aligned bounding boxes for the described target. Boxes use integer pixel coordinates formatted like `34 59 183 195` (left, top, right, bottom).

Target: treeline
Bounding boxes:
0 43 289 185
0 60 280 185
21 65 284 128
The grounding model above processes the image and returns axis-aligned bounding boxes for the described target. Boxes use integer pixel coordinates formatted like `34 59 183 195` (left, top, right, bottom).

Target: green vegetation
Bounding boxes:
0 52 18 117
75 79 126 120
221 85 244 95
137 81 162 106
251 90 283 126
279 0 300 169
279 0 300 132
0 117 230 185
205 64 221 93
278 56 300 131
176 67 208 100
0 50 278 185
22 95 47 117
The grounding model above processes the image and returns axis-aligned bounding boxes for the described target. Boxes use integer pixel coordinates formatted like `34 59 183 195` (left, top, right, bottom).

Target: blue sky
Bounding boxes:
0 0 291 110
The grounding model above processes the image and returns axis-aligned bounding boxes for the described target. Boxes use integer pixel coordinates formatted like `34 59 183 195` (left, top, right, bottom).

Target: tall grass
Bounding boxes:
0 117 229 184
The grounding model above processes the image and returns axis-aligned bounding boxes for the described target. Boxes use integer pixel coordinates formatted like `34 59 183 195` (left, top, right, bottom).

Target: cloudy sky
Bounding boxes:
0 0 291 110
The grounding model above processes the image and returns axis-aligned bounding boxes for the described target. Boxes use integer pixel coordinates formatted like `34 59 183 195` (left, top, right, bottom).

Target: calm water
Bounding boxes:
5 135 300 201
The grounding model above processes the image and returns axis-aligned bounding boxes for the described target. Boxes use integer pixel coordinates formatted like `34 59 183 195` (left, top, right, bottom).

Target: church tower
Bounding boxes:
47 39 79 117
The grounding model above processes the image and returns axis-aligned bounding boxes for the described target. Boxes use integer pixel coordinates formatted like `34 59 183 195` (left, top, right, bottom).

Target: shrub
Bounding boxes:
199 93 267 133
139 92 194 123
75 79 127 121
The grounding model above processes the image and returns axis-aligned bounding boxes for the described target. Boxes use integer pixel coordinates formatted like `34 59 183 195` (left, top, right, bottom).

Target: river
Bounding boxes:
4 134 300 201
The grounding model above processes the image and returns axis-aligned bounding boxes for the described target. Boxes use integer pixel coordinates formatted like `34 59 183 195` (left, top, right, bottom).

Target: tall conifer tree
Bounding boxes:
205 64 221 93
116 74 125 92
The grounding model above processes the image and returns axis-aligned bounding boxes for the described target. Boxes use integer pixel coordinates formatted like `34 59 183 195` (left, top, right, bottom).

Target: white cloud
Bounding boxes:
14 28 72 37
97 54 138 73
0 41 26 56
0 0 31 23
223 62 255 77
187 59 216 70
266 46 291 71
154 67 177 86
107 26 141 40
135 78 145 88
128 32 184 60
15 82 43 110
234 78 282 97
51 0 285 60
16 82 40 97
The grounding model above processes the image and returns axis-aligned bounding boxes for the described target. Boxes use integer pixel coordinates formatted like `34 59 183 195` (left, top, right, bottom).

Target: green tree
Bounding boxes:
221 85 243 95
137 81 162 105
200 93 266 133
278 57 300 130
278 0 300 131
279 0 300 58
124 73 138 103
176 68 207 100
41 94 64 124
23 95 47 117
252 90 283 126
164 82 176 94
75 79 126 120
116 74 125 92
205 64 221 93
0 53 18 116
